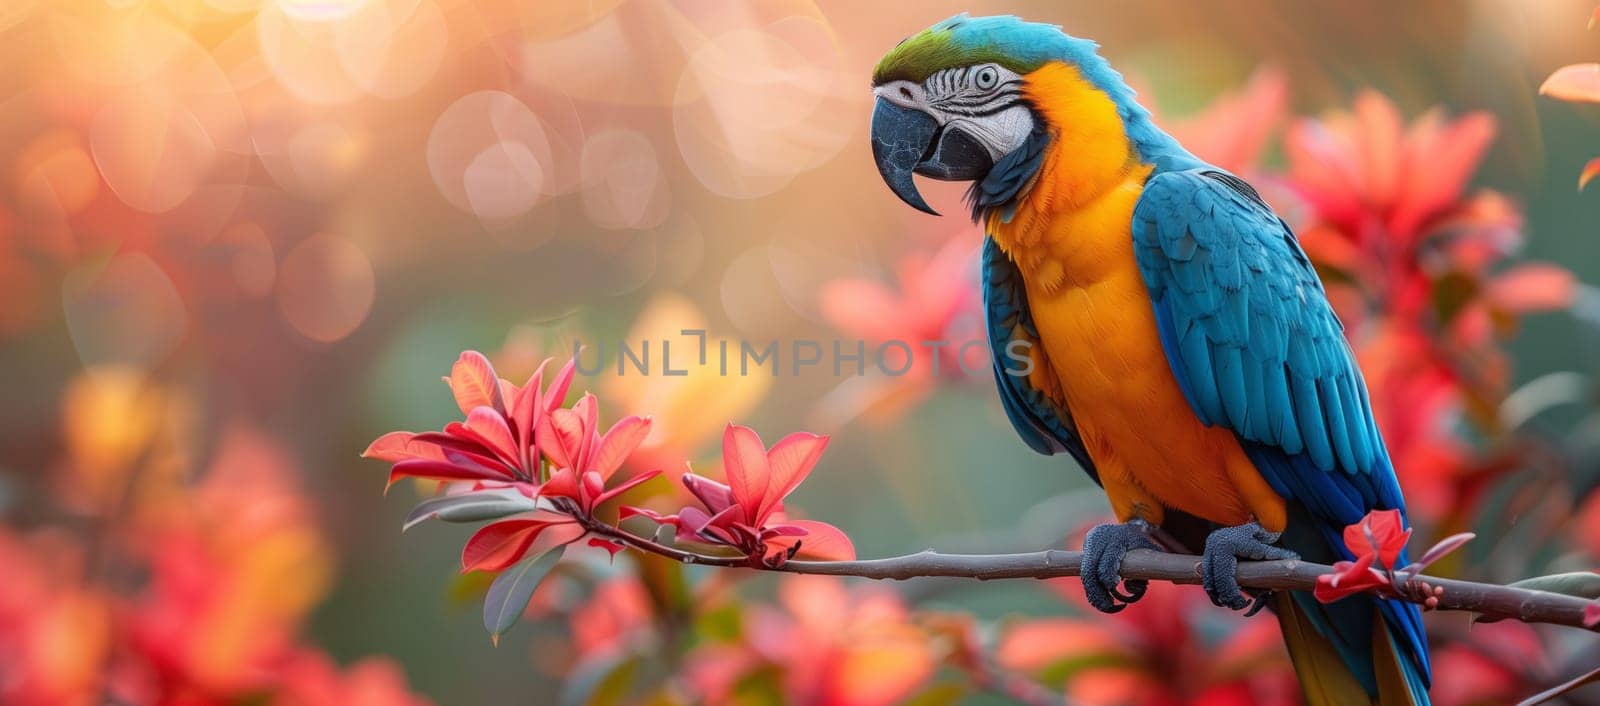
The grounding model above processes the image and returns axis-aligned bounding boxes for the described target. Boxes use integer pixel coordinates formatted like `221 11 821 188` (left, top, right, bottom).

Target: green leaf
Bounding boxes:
483 545 564 643
403 488 538 532
1507 572 1600 599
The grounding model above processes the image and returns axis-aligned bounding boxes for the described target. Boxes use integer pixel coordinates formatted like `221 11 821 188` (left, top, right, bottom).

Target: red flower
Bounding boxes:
535 392 657 515
1314 554 1392 603
1343 508 1412 571
364 351 576 490
369 350 661 575
1312 509 1473 604
626 424 855 565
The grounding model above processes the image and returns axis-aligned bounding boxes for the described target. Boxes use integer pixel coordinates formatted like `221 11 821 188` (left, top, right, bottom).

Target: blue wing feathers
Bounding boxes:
982 237 1100 480
1133 168 1430 694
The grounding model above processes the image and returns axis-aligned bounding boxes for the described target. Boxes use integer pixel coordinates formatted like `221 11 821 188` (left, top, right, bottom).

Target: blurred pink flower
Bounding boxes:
1001 581 1297 706
1577 489 1600 559
270 652 433 706
125 427 333 697
0 530 110 706
687 576 935 706
1163 66 1291 175
1430 621 1550 706
568 577 655 660
1286 92 1572 524
816 233 981 426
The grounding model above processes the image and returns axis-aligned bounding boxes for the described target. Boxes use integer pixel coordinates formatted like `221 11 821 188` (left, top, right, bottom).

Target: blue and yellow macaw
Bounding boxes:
869 15 1430 705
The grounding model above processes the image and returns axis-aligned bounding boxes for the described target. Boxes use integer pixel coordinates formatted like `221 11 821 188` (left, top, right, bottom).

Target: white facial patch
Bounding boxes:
875 64 1034 162
947 105 1033 160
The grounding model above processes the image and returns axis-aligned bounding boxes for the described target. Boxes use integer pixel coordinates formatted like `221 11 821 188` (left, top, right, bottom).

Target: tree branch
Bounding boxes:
583 521 1599 632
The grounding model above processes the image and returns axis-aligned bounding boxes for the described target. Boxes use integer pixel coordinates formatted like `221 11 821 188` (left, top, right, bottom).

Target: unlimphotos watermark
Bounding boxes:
570 331 1036 378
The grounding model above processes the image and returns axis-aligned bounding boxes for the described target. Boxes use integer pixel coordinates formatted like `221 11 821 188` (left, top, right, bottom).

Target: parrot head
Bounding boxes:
870 14 1155 218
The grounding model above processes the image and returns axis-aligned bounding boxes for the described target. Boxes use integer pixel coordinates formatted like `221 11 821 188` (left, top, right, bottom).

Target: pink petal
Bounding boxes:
760 525 809 538
465 406 519 464
1487 263 1576 313
699 522 742 548
509 358 550 446
498 379 517 413
592 416 652 480
545 356 577 413
442 448 511 476
768 520 855 561
1285 119 1366 224
1390 111 1495 237
460 516 572 573
541 467 580 502
408 431 510 472
362 431 444 463
542 408 587 470
580 470 605 508
1344 509 1410 569
1352 90 1404 208
445 351 505 416
435 423 517 471
759 432 829 519
575 394 600 465
619 505 681 529
534 411 562 469
1541 63 1600 103
1582 157 1600 191
682 473 735 514
1314 554 1386 603
1412 532 1476 572
592 469 663 508
678 506 715 536
722 424 772 524
387 458 508 489
1584 601 1600 628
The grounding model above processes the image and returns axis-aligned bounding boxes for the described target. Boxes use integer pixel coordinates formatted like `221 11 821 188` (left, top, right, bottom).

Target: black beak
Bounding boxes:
870 97 996 216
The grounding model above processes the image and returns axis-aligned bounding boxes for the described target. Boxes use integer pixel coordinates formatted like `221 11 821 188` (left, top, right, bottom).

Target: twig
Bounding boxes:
582 521 1600 631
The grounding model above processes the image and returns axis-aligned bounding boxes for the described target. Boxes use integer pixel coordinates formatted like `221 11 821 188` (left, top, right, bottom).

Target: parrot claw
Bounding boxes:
1200 522 1298 611
1079 519 1160 613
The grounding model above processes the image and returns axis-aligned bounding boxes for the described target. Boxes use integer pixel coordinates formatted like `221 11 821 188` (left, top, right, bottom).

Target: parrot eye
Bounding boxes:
973 65 999 91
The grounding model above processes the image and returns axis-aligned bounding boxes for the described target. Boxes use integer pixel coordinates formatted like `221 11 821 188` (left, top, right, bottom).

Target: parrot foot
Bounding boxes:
1079 519 1160 613
1200 522 1298 611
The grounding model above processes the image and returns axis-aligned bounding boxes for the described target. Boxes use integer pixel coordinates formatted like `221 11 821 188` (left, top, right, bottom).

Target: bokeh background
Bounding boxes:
3 0 1600 704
